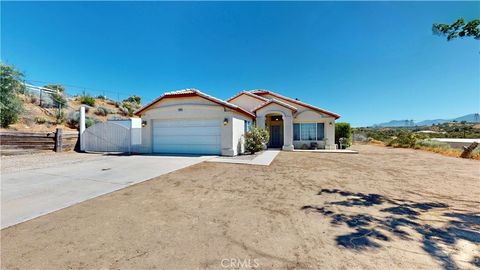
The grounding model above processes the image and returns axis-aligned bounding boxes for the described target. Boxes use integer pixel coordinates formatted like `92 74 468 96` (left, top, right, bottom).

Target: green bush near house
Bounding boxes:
79 95 95 106
244 127 269 154
335 122 352 148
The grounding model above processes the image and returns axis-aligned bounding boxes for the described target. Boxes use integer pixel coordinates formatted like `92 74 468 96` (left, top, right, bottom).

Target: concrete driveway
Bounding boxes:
1 153 211 229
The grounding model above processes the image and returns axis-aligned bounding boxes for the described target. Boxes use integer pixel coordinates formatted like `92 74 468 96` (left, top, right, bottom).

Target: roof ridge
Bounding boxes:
249 89 340 119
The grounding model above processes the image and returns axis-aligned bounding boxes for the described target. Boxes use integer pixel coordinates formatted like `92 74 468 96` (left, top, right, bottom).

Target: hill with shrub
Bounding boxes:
1 63 141 132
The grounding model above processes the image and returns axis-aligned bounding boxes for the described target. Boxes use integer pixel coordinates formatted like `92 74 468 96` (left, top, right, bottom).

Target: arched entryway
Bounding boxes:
265 113 284 148
256 107 294 151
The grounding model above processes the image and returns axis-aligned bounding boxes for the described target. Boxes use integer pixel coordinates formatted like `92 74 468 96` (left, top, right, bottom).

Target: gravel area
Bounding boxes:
2 145 479 270
1 152 108 174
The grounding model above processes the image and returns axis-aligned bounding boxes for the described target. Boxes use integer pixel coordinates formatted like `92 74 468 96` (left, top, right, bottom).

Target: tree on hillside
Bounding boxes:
0 63 25 127
432 18 480 41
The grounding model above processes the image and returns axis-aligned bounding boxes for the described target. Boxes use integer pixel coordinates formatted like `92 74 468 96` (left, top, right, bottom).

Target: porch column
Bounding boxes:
256 116 266 129
282 115 294 151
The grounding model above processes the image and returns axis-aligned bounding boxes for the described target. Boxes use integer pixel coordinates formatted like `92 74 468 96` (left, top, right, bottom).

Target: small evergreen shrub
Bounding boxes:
335 122 352 148
79 95 95 106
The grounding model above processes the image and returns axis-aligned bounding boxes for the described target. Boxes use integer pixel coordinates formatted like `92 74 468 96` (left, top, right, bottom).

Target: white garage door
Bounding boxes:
152 119 221 155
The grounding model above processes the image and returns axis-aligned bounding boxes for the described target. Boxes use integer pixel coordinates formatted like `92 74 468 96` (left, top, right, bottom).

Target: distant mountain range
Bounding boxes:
372 113 480 127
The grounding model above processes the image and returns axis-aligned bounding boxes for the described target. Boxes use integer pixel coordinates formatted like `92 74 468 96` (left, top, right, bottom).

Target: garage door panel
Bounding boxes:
154 120 220 128
153 144 220 155
153 127 221 136
152 119 221 155
154 135 220 145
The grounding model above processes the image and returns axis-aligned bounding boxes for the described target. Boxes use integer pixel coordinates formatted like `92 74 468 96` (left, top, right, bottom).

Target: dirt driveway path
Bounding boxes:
2 145 479 270
1 153 210 229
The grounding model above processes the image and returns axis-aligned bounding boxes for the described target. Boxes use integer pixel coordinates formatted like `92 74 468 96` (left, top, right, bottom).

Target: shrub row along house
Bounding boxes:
134 89 340 156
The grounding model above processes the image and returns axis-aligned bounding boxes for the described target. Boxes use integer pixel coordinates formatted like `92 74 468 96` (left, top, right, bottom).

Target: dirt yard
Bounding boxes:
2 145 479 270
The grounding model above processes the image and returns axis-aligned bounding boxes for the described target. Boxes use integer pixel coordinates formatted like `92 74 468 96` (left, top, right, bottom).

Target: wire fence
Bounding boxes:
23 79 134 105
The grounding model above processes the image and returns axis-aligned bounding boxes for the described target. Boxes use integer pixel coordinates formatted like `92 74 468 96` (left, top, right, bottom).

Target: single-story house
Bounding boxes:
134 89 340 156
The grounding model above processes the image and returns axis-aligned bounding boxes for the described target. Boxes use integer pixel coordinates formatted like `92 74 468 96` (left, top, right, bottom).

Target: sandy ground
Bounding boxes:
1 145 479 270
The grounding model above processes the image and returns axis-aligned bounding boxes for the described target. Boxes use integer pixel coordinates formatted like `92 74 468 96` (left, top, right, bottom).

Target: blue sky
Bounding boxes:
2 1 479 127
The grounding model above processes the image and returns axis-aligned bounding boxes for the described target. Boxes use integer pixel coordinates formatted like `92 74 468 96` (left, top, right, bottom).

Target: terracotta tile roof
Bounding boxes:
134 89 255 119
248 89 340 119
226 90 270 103
252 98 298 113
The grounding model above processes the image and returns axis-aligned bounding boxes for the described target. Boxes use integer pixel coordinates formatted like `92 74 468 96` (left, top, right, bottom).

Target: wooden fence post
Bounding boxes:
55 128 63 152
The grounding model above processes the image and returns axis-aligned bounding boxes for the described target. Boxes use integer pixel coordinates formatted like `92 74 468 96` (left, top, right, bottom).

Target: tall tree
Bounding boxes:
432 18 480 41
0 63 25 127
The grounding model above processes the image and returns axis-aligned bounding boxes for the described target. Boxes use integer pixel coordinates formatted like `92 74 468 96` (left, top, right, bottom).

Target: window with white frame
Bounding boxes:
244 121 252 133
293 123 325 141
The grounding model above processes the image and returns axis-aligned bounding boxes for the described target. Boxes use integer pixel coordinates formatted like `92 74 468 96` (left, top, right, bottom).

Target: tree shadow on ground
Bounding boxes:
301 189 480 270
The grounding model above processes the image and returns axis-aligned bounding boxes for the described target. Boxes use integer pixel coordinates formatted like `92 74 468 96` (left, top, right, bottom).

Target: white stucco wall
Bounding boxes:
258 94 337 149
255 104 294 151
232 117 246 155
229 94 265 112
138 96 251 155
293 110 336 148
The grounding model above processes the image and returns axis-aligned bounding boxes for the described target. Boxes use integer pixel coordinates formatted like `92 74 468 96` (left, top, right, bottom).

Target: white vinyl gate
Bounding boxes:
84 122 131 152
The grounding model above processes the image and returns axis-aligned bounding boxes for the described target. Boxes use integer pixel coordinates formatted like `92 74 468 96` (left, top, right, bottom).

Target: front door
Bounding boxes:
269 125 282 148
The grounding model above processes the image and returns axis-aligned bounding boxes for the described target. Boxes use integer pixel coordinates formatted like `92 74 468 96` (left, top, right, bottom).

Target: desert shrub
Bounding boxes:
35 116 47 124
55 109 65 124
0 63 25 127
244 126 269 154
123 95 141 105
29 94 38 104
96 95 107 100
66 111 95 129
117 106 129 116
94 106 111 116
106 99 119 107
79 95 95 106
50 92 67 108
386 130 417 148
40 96 55 108
118 101 140 117
415 139 451 150
335 122 352 148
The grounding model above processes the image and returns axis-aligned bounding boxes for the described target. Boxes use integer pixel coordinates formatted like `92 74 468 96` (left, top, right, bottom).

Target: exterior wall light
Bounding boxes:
223 118 229 125
142 120 147 127
329 122 333 126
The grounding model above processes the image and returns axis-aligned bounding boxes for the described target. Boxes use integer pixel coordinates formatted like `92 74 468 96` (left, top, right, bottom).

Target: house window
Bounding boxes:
244 121 252 133
300 123 316 140
293 124 300 140
317 123 325 140
293 123 325 141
